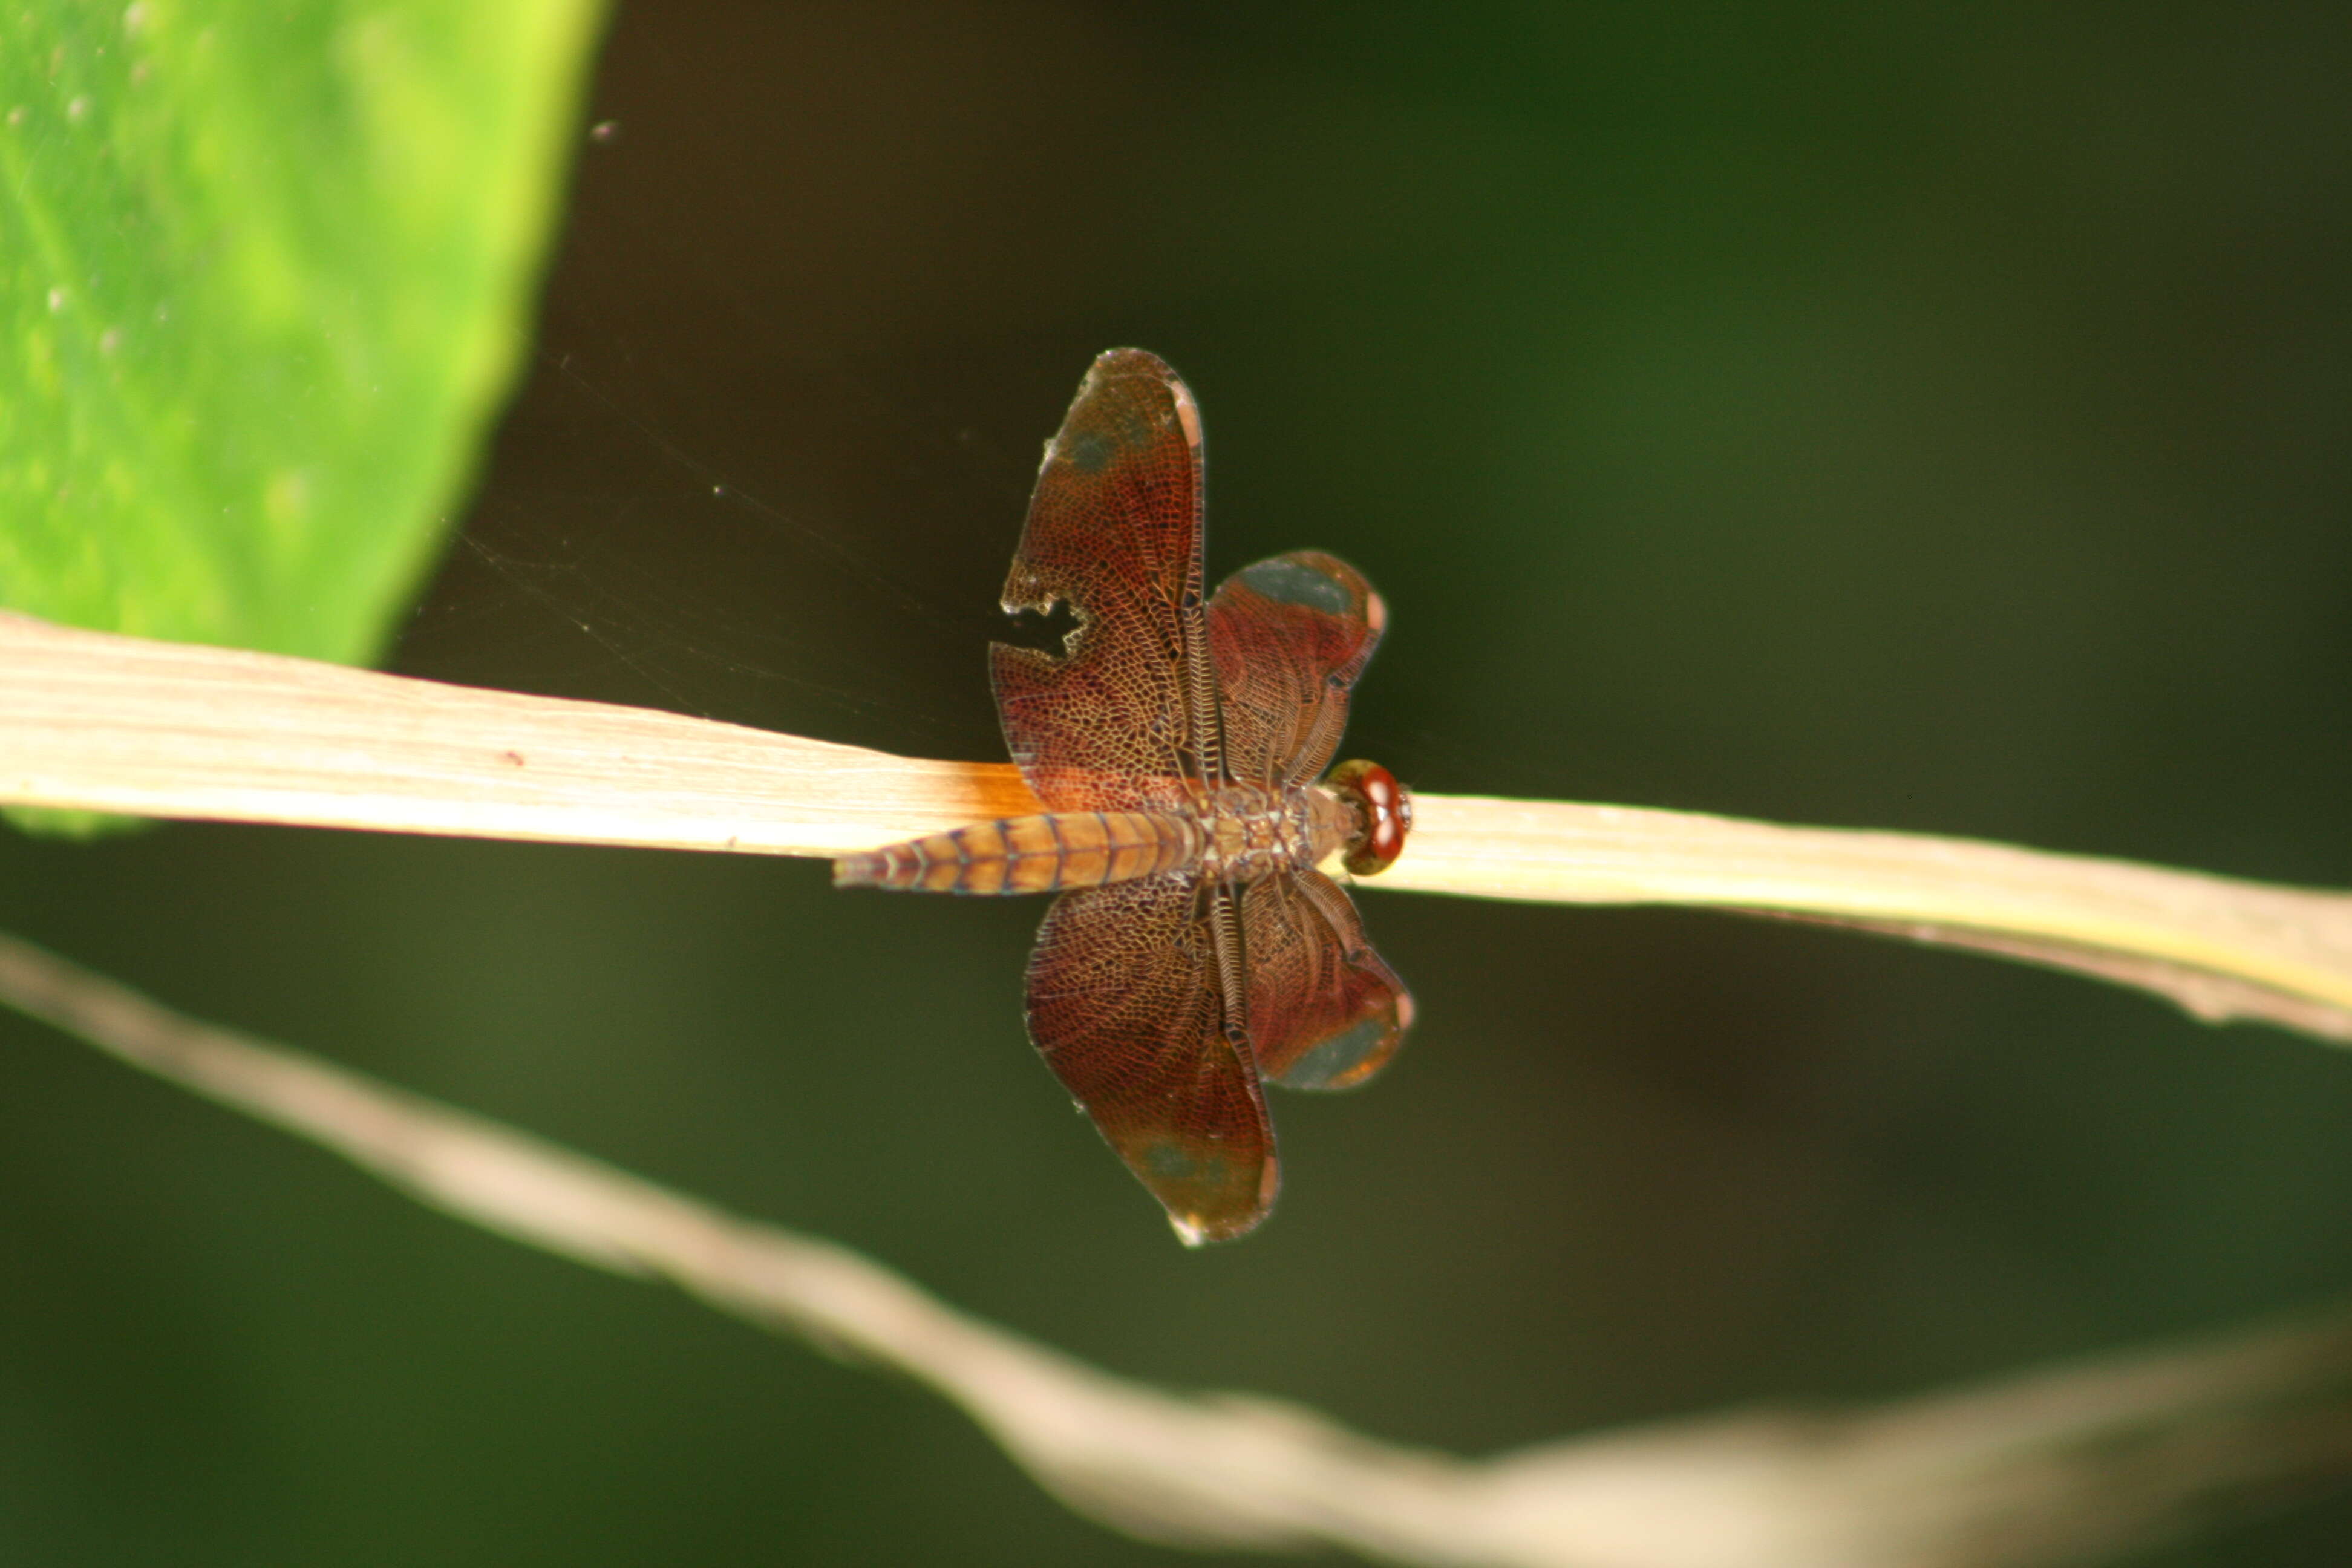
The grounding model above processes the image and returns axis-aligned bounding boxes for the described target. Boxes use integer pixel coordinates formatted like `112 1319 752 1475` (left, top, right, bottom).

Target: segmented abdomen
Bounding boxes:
832 811 1202 895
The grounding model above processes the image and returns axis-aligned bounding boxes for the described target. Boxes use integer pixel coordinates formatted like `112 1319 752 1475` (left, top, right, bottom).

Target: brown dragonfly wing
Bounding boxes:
1206 550 1385 787
990 348 1214 811
1024 874 1277 1243
1244 869 1414 1091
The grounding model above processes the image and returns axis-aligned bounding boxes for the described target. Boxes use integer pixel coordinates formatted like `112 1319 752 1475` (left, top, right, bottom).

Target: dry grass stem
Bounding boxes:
0 612 1039 855
4 929 2350 1568
8 611 2352 1039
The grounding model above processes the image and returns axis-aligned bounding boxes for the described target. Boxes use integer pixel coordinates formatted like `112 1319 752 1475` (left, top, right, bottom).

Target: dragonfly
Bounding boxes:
836 348 1414 1244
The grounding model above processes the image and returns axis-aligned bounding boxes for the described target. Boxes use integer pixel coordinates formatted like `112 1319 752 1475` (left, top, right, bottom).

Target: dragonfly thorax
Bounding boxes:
1195 781 1341 883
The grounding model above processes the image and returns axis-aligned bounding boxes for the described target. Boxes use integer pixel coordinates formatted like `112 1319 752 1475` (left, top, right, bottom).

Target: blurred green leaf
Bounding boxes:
0 0 603 658
0 0 605 834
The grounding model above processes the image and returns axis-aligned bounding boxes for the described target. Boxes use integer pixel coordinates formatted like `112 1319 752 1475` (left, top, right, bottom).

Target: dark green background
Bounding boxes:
7 5 2351 1563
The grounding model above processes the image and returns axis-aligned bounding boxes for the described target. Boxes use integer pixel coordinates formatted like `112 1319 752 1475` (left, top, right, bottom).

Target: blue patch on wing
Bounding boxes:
1270 1016 1389 1089
1239 555 1353 614
1143 1139 1233 1183
1063 430 1117 474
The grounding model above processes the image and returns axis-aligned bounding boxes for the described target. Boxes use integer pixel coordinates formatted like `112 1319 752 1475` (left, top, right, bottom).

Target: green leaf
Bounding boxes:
0 0 604 661
0 0 605 835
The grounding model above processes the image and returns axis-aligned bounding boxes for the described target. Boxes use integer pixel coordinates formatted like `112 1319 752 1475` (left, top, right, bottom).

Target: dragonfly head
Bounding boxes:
1327 759 1413 875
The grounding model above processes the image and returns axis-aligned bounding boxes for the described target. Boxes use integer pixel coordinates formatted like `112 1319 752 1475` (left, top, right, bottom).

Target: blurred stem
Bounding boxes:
8 610 2352 1040
3 928 2350 1568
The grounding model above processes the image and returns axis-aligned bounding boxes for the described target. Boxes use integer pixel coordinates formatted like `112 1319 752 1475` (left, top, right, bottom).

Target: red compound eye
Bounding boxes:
1327 760 1413 875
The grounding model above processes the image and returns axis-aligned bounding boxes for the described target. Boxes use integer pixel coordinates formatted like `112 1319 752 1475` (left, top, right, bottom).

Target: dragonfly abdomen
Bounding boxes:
833 811 1202 895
